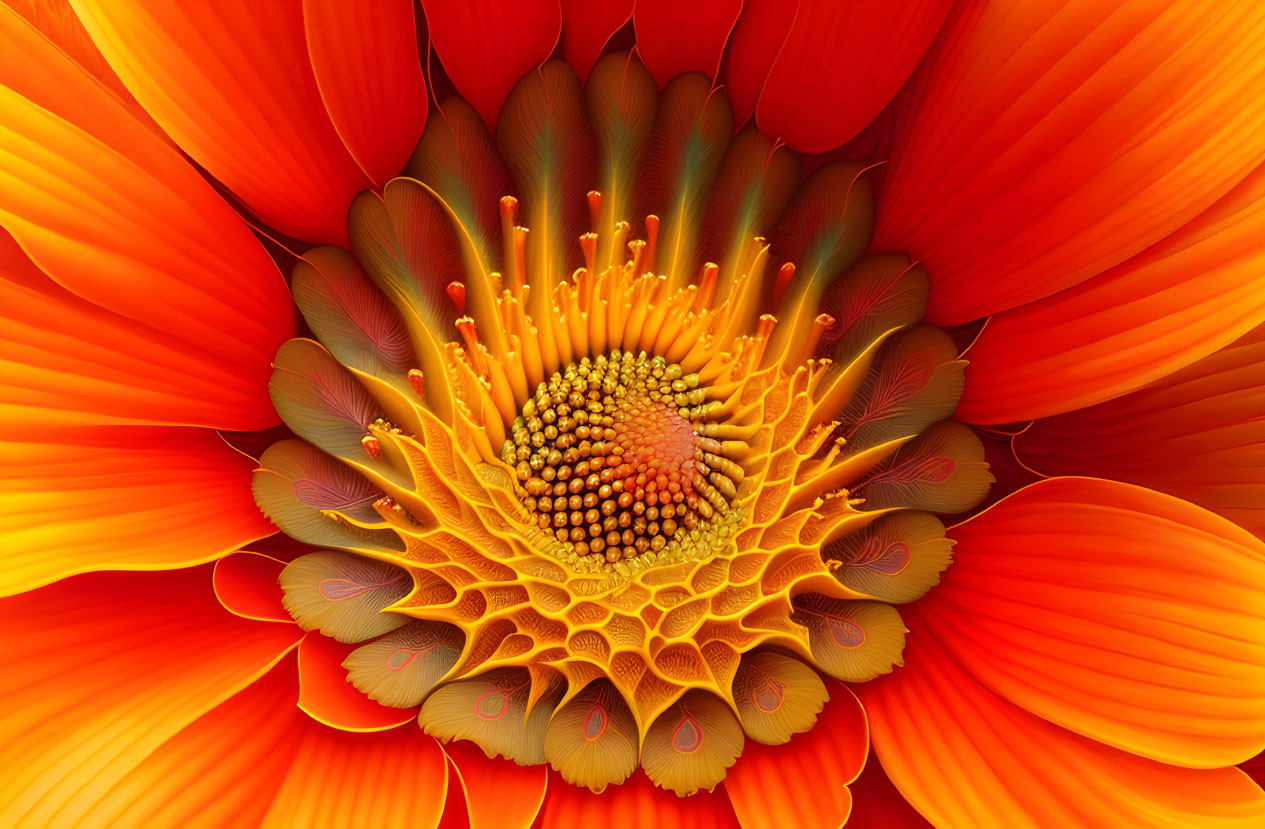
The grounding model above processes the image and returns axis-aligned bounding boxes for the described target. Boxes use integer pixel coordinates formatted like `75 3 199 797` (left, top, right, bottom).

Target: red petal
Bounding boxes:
1015 326 1265 536
860 605 1265 827
421 0 562 130
71 648 449 829
443 740 548 829
298 633 419 731
303 0 428 188
722 0 797 127
0 231 280 430
73 656 306 827
872 1 1265 326
0 566 302 826
261 720 449 829
0 426 273 596
213 551 292 623
539 769 740 828
754 0 952 152
7 0 158 131
0 14 294 427
74 0 372 244
931 478 1265 768
958 163 1265 424
632 0 741 88
723 681 866 829
846 757 932 828
560 0 632 84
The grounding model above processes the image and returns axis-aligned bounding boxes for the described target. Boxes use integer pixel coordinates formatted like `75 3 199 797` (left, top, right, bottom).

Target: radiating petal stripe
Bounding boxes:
260 713 448 829
959 162 1265 424
0 426 273 596
72 0 372 244
723 680 866 829
539 768 740 829
444 739 549 829
873 0 1265 326
0 7 294 427
0 230 283 430
0 567 302 828
862 610 1265 828
931 478 1265 768
1014 326 1265 536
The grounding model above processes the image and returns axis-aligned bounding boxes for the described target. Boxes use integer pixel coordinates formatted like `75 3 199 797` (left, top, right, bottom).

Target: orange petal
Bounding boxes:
0 231 279 430
298 632 419 732
722 0 796 126
632 0 741 88
927 478 1265 768
539 769 740 829
723 680 866 829
1014 326 1265 536
861 612 1265 828
0 12 294 426
0 566 302 826
0 426 273 596
303 0 428 188
214 551 292 624
7 0 156 130
73 0 372 244
260 720 448 829
872 1 1265 326
421 0 561 130
958 163 1265 423
560 0 632 84
846 756 932 828
754 0 952 152
443 739 548 829
75 648 449 829
71 655 307 827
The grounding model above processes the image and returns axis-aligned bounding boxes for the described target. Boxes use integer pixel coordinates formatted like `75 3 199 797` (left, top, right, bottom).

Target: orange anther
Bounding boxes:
446 281 467 314
773 261 796 307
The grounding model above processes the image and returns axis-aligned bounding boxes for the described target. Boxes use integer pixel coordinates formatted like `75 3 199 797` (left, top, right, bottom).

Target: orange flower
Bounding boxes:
3 1 1265 826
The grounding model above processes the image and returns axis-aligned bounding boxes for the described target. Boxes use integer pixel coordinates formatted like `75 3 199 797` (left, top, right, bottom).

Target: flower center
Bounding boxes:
254 57 994 797
505 350 741 569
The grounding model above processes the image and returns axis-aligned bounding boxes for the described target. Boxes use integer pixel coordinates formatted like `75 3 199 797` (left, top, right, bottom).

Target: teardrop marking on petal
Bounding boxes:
752 676 783 713
544 679 640 792
476 689 510 719
280 551 412 643
828 617 866 648
825 511 953 604
419 667 565 764
732 648 828 745
853 537 912 575
793 595 908 683
252 440 405 554
672 711 704 752
851 420 993 514
344 620 464 708
641 690 743 796
839 326 966 453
